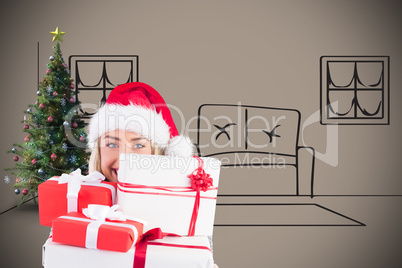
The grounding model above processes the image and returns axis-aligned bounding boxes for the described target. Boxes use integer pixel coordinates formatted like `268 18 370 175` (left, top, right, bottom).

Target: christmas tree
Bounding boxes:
4 27 90 204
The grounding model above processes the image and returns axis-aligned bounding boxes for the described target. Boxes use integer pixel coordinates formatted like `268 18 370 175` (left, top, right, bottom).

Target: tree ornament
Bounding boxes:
69 155 77 163
72 122 78 128
22 189 28 195
79 136 85 142
16 178 21 183
69 97 75 103
62 63 68 68
39 103 45 109
61 98 66 106
49 140 54 145
31 159 37 165
27 108 32 112
49 56 54 61
24 124 29 129
46 69 51 75
70 84 75 89
38 169 44 175
11 147 17 153
83 170 89 175
63 121 69 126
47 85 53 94
37 90 42 96
51 153 57 161
62 143 68 150
35 101 38 105
24 135 30 142
53 91 58 97
47 116 54 123
13 156 19 161
15 189 20 195
4 175 10 184
50 26 65 42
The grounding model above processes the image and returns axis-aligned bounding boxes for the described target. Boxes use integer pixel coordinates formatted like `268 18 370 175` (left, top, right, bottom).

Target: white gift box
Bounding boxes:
117 154 221 236
42 236 214 268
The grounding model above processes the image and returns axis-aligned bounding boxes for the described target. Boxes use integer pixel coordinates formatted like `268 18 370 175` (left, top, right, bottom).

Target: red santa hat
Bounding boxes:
88 82 194 157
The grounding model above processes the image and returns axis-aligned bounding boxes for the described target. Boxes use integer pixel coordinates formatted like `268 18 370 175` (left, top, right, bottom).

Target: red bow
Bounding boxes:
187 156 213 236
188 157 213 192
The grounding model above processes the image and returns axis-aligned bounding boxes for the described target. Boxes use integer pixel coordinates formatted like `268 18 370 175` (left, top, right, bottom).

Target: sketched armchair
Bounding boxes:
195 104 315 197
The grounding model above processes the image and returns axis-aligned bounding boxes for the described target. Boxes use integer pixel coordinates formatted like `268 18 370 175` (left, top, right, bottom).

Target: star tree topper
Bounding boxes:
50 27 65 42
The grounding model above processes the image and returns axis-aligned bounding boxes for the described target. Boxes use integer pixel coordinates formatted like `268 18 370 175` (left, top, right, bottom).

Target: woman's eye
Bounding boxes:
106 143 118 148
133 143 145 149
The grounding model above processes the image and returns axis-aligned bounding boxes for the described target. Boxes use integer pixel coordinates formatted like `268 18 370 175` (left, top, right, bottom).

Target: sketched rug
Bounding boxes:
214 203 365 226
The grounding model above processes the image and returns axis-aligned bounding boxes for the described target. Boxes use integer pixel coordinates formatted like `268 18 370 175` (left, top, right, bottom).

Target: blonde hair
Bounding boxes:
88 138 165 174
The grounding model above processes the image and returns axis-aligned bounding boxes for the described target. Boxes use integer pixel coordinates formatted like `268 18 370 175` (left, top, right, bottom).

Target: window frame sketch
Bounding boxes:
320 56 390 125
68 55 139 118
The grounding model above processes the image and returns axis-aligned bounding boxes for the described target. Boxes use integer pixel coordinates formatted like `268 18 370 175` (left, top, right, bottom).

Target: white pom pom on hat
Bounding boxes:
88 82 194 157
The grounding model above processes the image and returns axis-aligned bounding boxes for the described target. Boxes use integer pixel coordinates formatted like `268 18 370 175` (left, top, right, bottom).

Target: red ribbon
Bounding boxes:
133 228 180 268
187 156 213 236
118 183 217 192
117 183 217 200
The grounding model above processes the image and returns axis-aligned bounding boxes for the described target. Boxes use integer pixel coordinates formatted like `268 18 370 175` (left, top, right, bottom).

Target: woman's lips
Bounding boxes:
112 168 118 177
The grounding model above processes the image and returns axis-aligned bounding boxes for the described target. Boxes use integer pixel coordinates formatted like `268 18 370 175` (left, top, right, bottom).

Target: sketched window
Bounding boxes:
320 56 389 125
69 55 139 119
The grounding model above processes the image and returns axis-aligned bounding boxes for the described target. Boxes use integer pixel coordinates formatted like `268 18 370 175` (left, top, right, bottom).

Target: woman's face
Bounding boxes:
100 129 152 182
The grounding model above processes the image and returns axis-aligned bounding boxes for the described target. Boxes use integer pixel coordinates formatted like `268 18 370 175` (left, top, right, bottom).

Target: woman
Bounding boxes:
87 82 218 268
87 82 194 182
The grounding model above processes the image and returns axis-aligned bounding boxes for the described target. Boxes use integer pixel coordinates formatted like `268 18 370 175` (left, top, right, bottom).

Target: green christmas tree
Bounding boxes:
5 27 90 203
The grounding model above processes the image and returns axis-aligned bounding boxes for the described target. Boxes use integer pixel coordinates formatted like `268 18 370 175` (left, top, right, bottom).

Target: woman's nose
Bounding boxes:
119 144 134 154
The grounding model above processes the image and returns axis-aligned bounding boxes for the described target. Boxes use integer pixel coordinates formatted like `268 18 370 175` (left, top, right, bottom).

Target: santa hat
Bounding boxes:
88 82 194 157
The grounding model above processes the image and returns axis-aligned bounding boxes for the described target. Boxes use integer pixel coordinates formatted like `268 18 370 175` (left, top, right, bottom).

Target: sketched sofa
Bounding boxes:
195 104 315 197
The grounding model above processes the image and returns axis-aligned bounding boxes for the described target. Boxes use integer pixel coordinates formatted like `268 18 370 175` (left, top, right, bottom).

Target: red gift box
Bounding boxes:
38 170 116 227
52 210 144 253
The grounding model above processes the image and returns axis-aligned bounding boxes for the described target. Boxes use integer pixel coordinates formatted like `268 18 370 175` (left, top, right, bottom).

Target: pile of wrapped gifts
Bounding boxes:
39 154 221 268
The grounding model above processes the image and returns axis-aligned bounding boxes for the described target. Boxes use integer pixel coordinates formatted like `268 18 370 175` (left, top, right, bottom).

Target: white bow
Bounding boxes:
82 204 127 249
58 168 106 213
58 168 105 184
82 204 126 222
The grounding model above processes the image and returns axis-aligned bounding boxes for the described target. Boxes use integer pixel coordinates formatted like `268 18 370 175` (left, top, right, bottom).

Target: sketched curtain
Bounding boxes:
326 61 384 119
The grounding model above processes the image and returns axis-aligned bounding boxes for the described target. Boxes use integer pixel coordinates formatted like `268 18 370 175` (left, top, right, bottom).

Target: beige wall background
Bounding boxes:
1 0 401 266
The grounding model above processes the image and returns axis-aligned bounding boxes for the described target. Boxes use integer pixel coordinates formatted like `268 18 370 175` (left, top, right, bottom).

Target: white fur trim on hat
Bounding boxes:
88 104 171 150
165 136 194 158
88 104 194 158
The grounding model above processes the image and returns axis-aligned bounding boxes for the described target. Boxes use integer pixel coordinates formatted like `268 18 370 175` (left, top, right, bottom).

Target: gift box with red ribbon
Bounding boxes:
117 154 221 236
43 230 214 268
51 205 144 253
38 169 117 227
